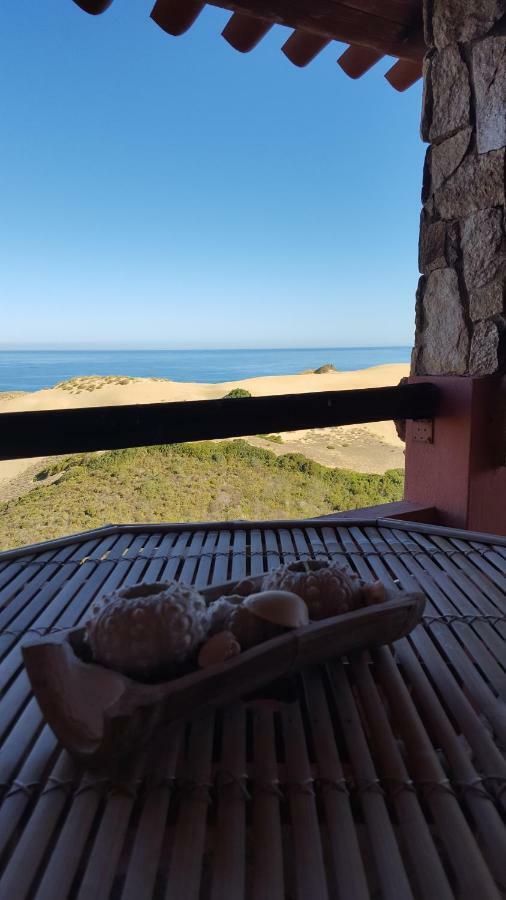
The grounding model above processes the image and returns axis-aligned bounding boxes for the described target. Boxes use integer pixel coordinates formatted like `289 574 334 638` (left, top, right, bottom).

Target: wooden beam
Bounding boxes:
150 0 206 36
205 0 425 61
222 12 273 51
338 44 383 78
385 57 423 90
0 383 439 460
72 0 114 11
72 0 424 61
329 0 421 27
282 31 331 67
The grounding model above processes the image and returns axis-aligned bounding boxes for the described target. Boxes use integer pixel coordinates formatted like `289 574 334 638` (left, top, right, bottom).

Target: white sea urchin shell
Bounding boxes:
86 581 209 679
262 560 362 620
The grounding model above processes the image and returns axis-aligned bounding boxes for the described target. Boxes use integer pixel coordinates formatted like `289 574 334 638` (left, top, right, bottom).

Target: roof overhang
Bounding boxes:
72 0 425 91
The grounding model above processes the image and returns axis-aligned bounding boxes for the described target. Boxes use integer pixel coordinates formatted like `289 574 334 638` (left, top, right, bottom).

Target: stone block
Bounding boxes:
416 268 469 374
420 55 433 142
461 208 505 290
423 0 434 48
469 279 505 320
434 149 505 219
469 319 503 374
429 46 471 143
419 219 459 273
473 37 506 154
430 127 472 192
432 0 506 49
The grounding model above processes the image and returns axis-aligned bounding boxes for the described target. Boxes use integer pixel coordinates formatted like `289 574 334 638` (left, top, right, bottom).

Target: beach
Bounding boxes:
0 363 409 501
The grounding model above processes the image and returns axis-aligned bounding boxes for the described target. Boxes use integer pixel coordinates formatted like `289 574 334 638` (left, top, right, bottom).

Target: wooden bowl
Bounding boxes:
22 576 425 769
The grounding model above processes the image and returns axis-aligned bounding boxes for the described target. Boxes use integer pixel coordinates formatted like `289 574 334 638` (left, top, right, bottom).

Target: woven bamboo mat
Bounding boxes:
0 518 505 899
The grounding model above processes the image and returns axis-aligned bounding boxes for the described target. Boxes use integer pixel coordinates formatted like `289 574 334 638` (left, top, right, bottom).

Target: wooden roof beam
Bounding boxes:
385 57 423 90
338 44 383 78
72 0 113 11
222 12 273 52
205 0 425 61
282 31 331 67
151 0 206 36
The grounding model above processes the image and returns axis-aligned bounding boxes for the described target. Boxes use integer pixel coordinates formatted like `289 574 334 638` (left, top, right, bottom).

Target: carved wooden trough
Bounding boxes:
22 573 425 769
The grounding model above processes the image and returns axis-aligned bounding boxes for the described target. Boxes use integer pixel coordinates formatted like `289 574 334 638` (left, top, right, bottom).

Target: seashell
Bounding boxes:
198 631 241 668
207 594 244 635
234 578 258 597
86 581 209 679
262 560 362 620
226 605 284 650
362 580 387 606
207 590 309 650
243 590 309 628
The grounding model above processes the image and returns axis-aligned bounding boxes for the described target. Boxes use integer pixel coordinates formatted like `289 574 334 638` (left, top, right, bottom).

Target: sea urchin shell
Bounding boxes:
86 581 209 679
262 560 362 620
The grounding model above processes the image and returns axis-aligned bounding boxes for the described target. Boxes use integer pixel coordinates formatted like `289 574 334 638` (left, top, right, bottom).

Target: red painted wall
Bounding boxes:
404 376 506 535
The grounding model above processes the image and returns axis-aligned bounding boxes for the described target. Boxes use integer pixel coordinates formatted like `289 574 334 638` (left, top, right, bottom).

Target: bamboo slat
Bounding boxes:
121 726 183 900
164 713 215 900
328 660 415 899
374 646 502 900
210 705 247 900
251 708 284 900
0 518 504 898
302 667 370 900
281 700 329 900
351 656 454 899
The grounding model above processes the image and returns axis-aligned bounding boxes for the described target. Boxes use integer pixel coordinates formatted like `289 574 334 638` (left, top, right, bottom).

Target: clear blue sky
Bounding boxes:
0 1 424 348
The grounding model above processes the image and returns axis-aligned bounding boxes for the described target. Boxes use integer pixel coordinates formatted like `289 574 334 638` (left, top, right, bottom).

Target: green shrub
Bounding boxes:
257 434 283 444
223 388 252 399
0 441 404 550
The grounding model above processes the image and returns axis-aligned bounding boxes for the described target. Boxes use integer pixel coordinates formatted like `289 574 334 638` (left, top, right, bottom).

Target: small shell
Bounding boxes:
244 590 309 628
234 578 258 597
207 595 243 635
363 581 387 606
198 631 241 668
228 606 283 650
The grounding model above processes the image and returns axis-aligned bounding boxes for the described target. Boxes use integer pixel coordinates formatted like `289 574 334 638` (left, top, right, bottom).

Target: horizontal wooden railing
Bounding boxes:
0 382 439 460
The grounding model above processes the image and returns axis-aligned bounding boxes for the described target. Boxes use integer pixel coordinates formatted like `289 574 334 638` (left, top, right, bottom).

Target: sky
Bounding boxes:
0 1 425 349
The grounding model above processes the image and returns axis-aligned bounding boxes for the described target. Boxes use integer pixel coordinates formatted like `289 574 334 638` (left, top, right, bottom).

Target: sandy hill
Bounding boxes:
0 364 409 501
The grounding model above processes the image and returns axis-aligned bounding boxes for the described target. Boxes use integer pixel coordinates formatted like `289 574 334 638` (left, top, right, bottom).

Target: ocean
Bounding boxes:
0 348 411 393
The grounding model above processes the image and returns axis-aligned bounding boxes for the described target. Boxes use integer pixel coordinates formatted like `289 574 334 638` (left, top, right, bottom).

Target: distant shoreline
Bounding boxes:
0 347 411 393
0 345 411 351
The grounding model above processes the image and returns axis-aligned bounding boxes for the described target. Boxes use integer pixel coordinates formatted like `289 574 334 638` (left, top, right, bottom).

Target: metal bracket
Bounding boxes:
413 419 434 444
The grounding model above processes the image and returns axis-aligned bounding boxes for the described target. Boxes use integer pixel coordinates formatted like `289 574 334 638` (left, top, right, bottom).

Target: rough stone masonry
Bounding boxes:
412 0 506 375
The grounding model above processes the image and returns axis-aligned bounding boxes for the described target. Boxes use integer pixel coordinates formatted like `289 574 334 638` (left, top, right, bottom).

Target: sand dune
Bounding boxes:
0 364 409 498
0 364 408 412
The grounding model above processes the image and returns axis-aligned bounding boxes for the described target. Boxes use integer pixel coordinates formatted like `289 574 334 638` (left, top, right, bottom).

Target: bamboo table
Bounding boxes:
0 517 505 899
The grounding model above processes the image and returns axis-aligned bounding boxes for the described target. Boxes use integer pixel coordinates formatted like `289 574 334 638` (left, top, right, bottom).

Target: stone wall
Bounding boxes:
412 0 506 376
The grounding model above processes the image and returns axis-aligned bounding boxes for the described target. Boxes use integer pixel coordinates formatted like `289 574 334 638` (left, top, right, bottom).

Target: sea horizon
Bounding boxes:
0 346 411 393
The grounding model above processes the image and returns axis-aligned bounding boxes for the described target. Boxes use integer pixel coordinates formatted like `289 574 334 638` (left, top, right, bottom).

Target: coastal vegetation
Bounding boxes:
55 375 171 394
223 388 252 399
257 433 283 443
0 441 403 550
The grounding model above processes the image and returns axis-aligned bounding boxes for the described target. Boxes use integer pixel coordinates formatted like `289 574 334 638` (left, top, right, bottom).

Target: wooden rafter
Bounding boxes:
156 0 424 60
73 0 425 88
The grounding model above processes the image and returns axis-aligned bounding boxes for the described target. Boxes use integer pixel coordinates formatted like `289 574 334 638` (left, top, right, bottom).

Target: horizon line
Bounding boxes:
0 344 412 352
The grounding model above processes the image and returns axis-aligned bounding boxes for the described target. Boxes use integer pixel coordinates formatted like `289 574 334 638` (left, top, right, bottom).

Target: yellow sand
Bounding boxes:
0 364 409 494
